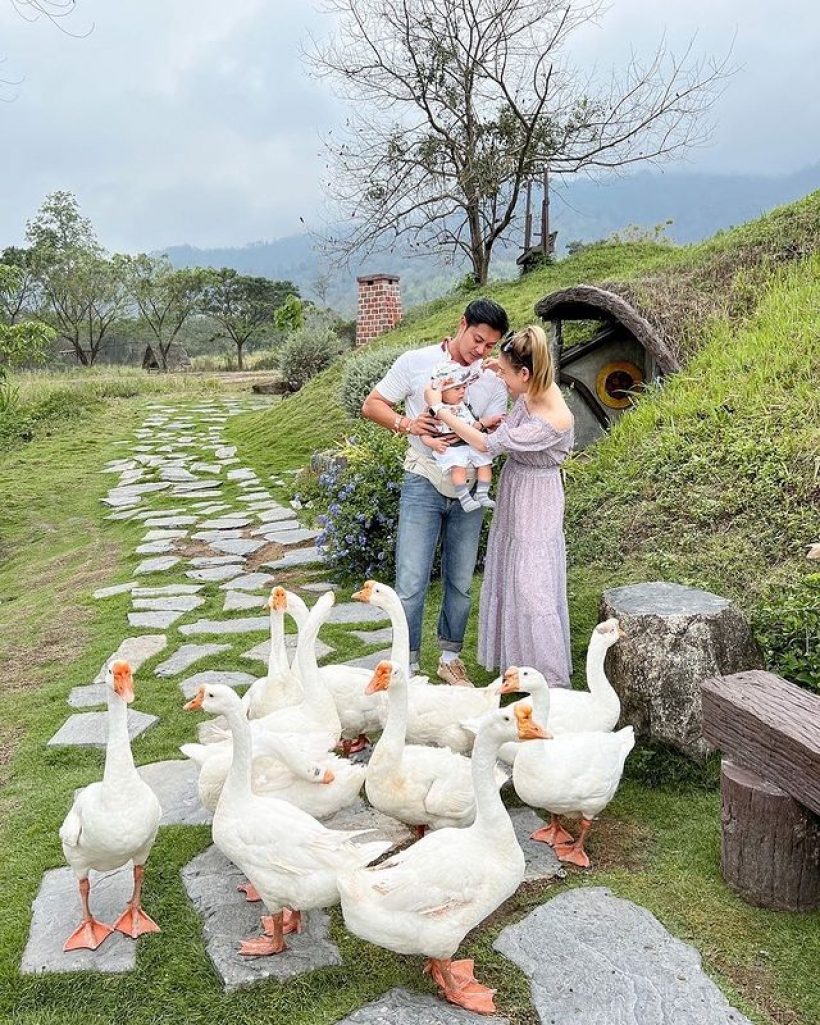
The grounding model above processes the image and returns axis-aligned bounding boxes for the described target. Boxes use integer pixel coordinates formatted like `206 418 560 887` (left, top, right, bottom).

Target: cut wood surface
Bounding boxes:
720 759 819 912
701 670 820 815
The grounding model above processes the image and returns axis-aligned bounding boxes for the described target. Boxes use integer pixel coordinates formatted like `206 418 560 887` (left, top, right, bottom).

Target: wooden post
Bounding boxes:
720 759 820 911
542 167 550 255
523 181 533 253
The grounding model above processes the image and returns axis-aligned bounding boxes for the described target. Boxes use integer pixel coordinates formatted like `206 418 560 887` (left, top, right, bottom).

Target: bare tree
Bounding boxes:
307 0 733 284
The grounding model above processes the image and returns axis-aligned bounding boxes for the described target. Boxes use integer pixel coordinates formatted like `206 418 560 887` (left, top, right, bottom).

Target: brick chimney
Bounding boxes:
356 273 402 346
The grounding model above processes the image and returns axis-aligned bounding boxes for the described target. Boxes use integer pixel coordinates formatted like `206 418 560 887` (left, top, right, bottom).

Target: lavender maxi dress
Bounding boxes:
478 397 574 684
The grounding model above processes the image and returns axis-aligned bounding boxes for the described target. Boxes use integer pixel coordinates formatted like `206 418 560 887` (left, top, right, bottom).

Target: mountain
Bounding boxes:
162 164 820 314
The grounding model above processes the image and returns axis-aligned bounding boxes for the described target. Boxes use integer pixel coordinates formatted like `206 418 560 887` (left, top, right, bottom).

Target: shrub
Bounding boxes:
311 421 405 580
753 573 820 693
339 344 407 418
275 317 343 393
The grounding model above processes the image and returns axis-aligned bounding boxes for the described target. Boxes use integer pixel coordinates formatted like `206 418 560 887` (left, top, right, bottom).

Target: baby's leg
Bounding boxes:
450 466 480 512
450 466 467 488
474 464 495 509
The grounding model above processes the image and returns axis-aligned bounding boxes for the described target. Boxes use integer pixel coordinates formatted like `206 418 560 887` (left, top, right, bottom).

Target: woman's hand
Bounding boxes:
481 356 501 374
480 413 505 432
424 385 444 408
421 434 450 454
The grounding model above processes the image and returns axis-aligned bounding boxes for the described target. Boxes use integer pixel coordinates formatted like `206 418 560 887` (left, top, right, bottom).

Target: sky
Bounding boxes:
0 0 817 253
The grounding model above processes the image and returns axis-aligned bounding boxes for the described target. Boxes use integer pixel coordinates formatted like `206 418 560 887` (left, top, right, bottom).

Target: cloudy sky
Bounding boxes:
1 0 817 253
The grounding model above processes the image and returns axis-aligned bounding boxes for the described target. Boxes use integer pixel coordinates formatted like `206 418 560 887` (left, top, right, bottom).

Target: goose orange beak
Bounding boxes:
366 660 392 695
184 686 205 711
352 580 375 603
266 586 287 612
112 660 134 703
321 768 335 784
500 667 520 695
515 704 551 741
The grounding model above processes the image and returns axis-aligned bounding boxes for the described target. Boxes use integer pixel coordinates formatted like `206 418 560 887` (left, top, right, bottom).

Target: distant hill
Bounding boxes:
163 164 820 314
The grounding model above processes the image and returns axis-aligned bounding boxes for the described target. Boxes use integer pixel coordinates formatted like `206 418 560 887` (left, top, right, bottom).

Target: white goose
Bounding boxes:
59 660 162 950
365 660 506 837
184 683 391 955
241 586 304 719
353 581 501 753
504 666 635 868
546 618 624 734
338 705 547 1014
181 732 364 818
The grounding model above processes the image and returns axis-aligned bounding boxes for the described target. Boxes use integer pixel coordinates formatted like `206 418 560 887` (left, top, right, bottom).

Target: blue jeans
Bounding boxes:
394 471 484 665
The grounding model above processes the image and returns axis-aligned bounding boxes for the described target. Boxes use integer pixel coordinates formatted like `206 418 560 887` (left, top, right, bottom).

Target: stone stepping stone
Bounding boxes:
143 515 199 528
155 644 232 677
335 988 509 1024
179 670 258 700
20 866 137 975
325 798 412 851
135 556 180 575
187 565 246 583
210 538 267 557
493 888 753 1025
132 507 188 521
189 555 245 567
351 626 393 647
506 808 564 883
111 481 171 496
142 529 188 542
227 468 257 481
326 602 389 626
266 548 324 570
172 481 223 494
132 596 205 613
93 582 136 600
224 590 268 612
132 584 203 597
48 710 157 747
215 446 236 458
263 527 320 547
199 516 252 530
192 529 246 542
181 845 341 992
256 506 295 523
241 637 333 664
102 494 140 509
343 649 392 671
219 572 275 591
180 617 269 637
135 540 175 556
67 634 169 710
128 610 189 629
299 581 338 593
138 759 212 826
191 462 222 474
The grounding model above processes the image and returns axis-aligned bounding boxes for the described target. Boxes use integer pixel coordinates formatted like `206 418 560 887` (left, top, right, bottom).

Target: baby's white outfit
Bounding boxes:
432 402 493 472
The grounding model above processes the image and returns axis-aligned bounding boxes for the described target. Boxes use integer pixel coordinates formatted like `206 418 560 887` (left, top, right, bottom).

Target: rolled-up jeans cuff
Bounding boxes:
438 638 462 653
409 650 420 667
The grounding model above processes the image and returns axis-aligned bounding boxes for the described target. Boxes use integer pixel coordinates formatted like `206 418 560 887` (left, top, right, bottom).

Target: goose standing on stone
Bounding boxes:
59 660 162 950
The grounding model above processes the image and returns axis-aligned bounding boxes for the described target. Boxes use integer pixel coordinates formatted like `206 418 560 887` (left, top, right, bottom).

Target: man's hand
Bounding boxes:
409 411 439 435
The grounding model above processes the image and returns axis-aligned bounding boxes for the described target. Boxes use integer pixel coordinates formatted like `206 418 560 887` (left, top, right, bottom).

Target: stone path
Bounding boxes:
22 397 753 1025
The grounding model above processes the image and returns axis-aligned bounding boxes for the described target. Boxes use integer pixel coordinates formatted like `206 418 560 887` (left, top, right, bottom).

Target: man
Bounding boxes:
362 297 509 686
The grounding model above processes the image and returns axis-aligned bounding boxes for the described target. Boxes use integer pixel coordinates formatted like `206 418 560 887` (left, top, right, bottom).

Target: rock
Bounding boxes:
350 627 393 646
93 634 168 681
198 516 252 530
325 798 412 850
134 556 180 575
600 582 762 762
299 581 338 593
219 572 275 591
326 602 389 626
241 637 333 663
180 617 269 637
143 515 198 528
135 541 175 555
189 555 245 567
342 649 392 671
186 565 246 583
256 506 297 523
507 808 565 883
335 989 509 1025
263 527 321 547
132 584 203 597
127 610 188 629
493 887 753 1025
192 529 246 542
265 547 324 570
180 846 341 992
48 710 157 747
209 538 267 556
179 670 258 699
227 468 258 481
214 446 236 458
138 760 212 825
155 644 232 677
92 582 136 600
20 867 137 975
251 380 288 395
224 590 268 612
131 596 206 613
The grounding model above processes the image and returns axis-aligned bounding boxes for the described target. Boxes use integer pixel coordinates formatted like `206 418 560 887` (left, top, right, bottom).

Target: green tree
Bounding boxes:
125 254 210 371
0 248 39 325
201 269 298 371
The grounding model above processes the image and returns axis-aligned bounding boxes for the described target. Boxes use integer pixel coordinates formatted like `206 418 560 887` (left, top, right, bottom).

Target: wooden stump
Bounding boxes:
721 759 820 911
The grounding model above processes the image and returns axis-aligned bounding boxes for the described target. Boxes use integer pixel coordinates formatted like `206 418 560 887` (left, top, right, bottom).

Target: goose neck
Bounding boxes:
268 609 287 677
383 595 411 676
470 731 510 834
373 674 407 761
587 636 617 703
222 703 253 797
103 689 136 785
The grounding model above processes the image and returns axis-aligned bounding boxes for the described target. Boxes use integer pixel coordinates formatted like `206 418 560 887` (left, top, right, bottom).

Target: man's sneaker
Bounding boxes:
437 656 474 687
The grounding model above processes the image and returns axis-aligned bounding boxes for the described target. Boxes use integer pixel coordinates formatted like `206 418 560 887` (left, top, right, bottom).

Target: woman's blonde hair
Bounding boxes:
500 324 553 397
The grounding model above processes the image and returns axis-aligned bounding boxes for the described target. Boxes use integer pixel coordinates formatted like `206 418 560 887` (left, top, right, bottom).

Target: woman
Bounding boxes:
425 324 574 685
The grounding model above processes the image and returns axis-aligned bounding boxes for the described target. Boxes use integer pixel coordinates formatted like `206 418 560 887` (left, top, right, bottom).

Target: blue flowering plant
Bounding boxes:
310 420 406 581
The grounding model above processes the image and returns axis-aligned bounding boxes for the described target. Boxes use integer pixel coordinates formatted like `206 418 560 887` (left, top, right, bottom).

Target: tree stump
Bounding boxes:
720 759 820 911
600 582 762 762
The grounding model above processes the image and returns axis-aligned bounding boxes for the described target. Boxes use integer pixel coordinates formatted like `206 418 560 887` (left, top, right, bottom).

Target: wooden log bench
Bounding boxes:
701 670 820 911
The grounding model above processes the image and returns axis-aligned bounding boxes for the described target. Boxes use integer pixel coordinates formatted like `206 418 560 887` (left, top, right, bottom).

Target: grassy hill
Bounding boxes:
229 193 820 689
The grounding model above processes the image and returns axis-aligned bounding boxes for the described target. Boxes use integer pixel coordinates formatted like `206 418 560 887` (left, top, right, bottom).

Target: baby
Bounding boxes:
425 360 495 512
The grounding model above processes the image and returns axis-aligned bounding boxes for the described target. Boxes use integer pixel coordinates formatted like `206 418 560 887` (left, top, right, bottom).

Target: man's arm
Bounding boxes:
362 388 439 437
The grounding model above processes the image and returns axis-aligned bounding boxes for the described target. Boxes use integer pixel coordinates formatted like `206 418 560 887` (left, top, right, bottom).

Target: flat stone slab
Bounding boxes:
135 540 175 555
93 634 168 682
507 809 564 883
336 989 509 1025
264 527 321 547
180 617 269 637
266 547 324 570
227 468 258 481
224 590 268 612
92 582 137 600
155 644 232 677
493 888 753 1025
325 798 412 851
192 529 246 542
186 565 246 582
20 866 137 975
210 538 267 557
138 760 212 825
179 670 258 700
350 626 394 647
48 710 158 748
142 515 198 528
189 555 245 567
127 610 187 629
241 637 333 664
142 529 188 542
214 446 236 458
132 584 203 597
199 516 252 530
252 518 300 534
326 603 389 626
299 581 338 593
343 649 392 671
256 506 296 522
181 845 341 992
134 556 180 575
132 596 206 613
219 572 275 591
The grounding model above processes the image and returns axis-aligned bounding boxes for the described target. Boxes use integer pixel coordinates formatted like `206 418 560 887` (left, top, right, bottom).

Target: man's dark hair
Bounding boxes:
463 297 509 336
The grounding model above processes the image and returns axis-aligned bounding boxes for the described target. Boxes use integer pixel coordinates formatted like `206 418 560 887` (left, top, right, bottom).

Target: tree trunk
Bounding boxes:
720 759 820 911
236 342 244 371
159 343 170 372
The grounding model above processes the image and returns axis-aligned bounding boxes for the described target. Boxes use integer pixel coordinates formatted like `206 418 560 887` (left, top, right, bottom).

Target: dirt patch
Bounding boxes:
712 958 801 1025
245 541 284 571
173 539 219 559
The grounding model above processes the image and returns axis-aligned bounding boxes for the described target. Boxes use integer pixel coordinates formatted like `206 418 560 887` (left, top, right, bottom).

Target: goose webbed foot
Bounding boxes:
530 814 574 847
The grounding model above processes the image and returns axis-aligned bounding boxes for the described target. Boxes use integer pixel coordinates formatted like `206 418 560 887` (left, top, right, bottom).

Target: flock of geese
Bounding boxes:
59 580 634 1014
